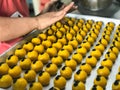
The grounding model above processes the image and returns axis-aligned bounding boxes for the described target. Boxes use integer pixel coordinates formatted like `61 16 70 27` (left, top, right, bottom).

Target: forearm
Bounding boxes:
0 17 38 41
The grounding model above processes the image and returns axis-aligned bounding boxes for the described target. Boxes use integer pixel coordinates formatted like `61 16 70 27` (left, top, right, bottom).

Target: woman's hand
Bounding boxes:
36 2 75 30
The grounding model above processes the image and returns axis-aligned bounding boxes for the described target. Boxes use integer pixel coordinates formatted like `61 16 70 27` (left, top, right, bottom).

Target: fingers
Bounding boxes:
63 2 75 13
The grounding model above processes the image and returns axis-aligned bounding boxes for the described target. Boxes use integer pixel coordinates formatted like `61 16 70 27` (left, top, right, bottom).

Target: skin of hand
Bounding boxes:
0 2 75 41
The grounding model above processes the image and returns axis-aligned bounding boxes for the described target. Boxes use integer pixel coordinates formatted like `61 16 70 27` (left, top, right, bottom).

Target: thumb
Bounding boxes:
63 2 74 13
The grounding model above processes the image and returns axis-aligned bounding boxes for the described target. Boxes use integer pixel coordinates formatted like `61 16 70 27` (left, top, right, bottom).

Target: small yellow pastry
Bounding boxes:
20 58 31 70
65 59 77 71
54 75 66 90
58 49 70 60
51 24 57 32
46 47 57 57
112 80 120 90
72 81 85 90
59 27 66 33
90 49 102 59
76 33 83 44
42 40 52 49
31 37 41 45
47 35 57 43
27 50 38 61
70 27 76 36
95 21 103 27
72 53 83 64
91 85 104 90
46 28 54 35
74 69 87 82
56 21 62 28
38 33 47 41
86 55 97 67
105 51 117 63
86 36 95 45
76 46 87 57
97 66 110 78
38 52 50 64
49 87 60 90
113 40 120 50
8 66 22 79
95 44 105 53
51 56 63 67
13 78 27 90
79 30 87 38
34 44 45 54
102 34 110 42
15 48 26 58
52 41 63 51
60 66 72 79
38 71 50 86
0 74 13 88
77 22 83 28
0 63 9 75
23 42 34 51
101 58 113 70
58 37 67 45
68 20 74 27
6 55 18 67
73 24 79 32
24 70 36 82
102 30 111 36
81 41 91 51
98 38 108 47
55 31 63 39
80 63 92 75
88 32 97 40
29 82 43 90
31 60 43 73
91 28 99 36
63 44 73 54
116 72 120 80
94 75 107 88
68 39 78 49
106 22 115 29
45 63 58 76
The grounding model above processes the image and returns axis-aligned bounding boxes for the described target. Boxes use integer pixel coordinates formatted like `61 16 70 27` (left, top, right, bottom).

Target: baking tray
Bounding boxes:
0 13 120 90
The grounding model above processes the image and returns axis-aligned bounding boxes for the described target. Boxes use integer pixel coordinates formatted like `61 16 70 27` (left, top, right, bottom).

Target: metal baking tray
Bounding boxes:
0 13 120 90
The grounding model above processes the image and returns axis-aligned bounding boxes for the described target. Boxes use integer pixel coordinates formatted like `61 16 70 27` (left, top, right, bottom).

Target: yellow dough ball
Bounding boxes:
63 44 73 54
97 66 110 78
13 78 27 90
54 75 66 90
113 40 120 50
0 63 9 75
95 44 105 53
91 85 104 90
76 33 83 44
70 27 76 36
74 69 87 82
68 20 74 27
90 49 102 59
105 51 117 63
38 52 50 64
56 21 62 28
51 56 63 67
98 38 108 47
72 53 83 64
58 37 67 46
85 36 95 45
42 40 52 49
60 66 72 79
31 60 43 73
31 37 41 45
101 58 113 70
24 70 36 82
80 63 92 75
51 24 57 32
65 59 77 71
6 55 18 67
8 66 22 79
29 82 43 90
47 35 57 43
58 49 70 60
55 31 63 39
116 72 120 80
94 75 107 88
91 28 99 36
72 81 85 90
88 32 97 40
68 39 78 49
0 74 13 88
20 58 31 70
23 42 34 51
52 42 63 51
27 50 38 61
112 80 120 90
59 27 66 33
79 30 87 38
38 33 47 41
45 63 58 76
38 71 50 86
81 41 91 51
102 34 110 42
49 87 60 90
76 46 87 57
86 55 97 67
46 47 57 57
15 48 26 58
46 28 54 35
109 46 119 56
34 44 45 54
